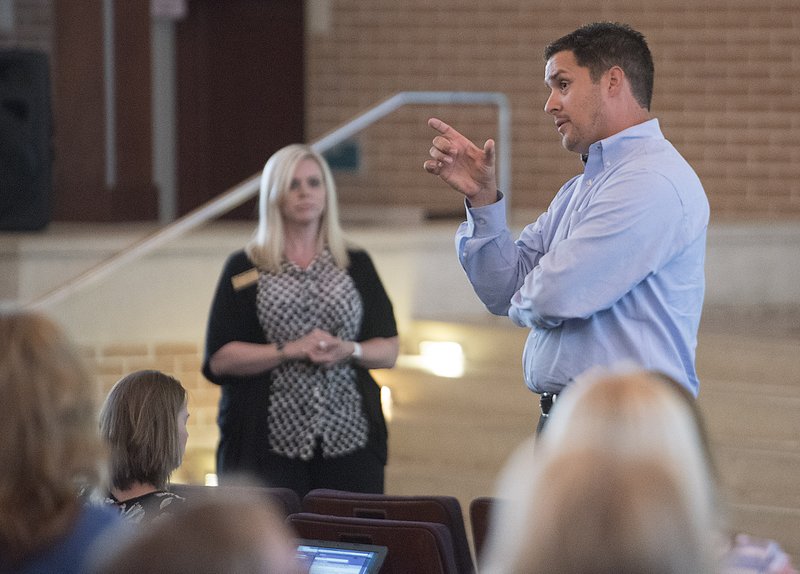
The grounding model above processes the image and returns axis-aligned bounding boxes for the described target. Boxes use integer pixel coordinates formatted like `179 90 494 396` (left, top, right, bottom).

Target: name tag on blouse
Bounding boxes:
231 268 259 291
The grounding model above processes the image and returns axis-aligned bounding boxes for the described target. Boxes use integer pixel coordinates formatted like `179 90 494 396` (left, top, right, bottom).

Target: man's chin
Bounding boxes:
561 137 588 155
561 137 577 152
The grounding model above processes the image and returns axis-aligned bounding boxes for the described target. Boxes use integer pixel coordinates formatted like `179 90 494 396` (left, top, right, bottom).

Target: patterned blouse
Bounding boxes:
107 490 185 525
256 249 369 461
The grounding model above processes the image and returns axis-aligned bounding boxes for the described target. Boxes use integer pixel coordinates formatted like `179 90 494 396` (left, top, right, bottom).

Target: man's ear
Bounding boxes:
606 66 626 97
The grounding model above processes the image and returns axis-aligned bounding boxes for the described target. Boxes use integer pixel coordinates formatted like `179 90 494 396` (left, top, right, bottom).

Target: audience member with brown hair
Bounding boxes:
0 309 123 573
90 487 302 574
99 369 189 524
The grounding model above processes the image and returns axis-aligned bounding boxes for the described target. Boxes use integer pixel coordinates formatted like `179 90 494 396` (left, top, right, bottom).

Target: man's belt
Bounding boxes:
539 392 558 417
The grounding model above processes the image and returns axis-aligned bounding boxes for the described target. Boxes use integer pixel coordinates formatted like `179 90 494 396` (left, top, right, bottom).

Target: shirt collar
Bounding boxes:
584 118 663 170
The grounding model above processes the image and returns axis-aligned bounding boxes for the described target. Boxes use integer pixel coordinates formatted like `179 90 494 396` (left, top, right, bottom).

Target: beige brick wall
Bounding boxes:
4 2 798 219
306 0 800 219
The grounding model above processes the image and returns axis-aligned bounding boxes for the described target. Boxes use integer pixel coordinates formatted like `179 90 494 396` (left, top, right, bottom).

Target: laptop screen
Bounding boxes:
296 538 388 574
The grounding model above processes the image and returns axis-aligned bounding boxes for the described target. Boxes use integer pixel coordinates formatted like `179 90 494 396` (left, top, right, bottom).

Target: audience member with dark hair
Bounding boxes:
204 143 398 498
90 487 301 574
99 369 189 524
0 309 123 573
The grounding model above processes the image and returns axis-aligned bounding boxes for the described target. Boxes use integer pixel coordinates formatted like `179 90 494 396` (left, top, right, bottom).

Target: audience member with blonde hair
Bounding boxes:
496 448 714 574
480 368 720 574
90 487 302 574
481 367 798 574
0 309 123 573
648 371 798 574
99 369 189 524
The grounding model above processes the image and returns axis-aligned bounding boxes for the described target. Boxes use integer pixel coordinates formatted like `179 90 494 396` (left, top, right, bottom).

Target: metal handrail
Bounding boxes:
26 91 511 310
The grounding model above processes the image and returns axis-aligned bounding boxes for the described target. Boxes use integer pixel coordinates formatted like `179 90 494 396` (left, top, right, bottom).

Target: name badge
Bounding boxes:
231 268 259 291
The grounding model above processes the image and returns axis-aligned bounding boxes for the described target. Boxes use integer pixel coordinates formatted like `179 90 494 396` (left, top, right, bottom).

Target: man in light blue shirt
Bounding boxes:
423 23 709 428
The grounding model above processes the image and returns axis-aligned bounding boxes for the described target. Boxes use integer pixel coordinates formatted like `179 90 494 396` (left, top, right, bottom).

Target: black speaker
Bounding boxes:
0 49 52 231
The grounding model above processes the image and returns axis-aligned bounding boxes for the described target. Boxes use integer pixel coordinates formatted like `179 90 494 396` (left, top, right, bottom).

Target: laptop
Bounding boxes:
296 538 388 574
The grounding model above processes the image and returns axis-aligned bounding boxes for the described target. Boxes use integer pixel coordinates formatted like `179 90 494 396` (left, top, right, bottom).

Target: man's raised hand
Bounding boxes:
423 117 498 207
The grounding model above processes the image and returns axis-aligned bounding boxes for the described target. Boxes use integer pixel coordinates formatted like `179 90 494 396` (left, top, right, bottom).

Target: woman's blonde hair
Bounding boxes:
99 370 187 491
0 309 104 565
505 449 711 574
246 143 349 272
482 369 719 574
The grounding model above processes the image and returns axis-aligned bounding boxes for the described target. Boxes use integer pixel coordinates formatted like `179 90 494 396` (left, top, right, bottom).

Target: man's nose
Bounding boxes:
544 91 559 114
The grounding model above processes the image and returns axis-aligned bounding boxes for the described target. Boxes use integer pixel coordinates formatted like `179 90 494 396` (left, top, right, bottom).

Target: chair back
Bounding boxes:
303 489 474 574
169 483 301 517
288 512 460 574
468 496 497 567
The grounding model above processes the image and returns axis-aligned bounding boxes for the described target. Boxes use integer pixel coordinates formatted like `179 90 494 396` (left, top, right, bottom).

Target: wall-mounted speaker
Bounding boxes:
0 49 52 231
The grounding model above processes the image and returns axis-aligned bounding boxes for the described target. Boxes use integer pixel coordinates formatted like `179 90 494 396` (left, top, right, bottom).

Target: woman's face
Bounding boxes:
280 158 327 228
177 401 189 458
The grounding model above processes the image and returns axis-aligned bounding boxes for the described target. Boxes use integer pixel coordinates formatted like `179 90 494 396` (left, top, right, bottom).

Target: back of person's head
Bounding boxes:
541 368 718 515
543 21 654 110
481 368 719 574
492 449 715 574
90 488 301 574
247 143 348 272
99 369 187 491
0 309 104 565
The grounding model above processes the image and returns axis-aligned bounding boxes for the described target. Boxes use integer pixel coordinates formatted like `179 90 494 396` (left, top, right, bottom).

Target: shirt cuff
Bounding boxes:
464 191 507 238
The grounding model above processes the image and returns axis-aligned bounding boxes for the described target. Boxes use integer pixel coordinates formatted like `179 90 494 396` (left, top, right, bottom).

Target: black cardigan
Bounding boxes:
202 249 398 474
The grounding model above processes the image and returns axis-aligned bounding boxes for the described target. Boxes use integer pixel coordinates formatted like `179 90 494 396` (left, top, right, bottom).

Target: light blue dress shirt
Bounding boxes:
456 119 709 395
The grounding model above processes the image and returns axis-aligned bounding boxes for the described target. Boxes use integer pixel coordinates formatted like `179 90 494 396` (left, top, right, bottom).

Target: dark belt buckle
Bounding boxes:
539 392 558 417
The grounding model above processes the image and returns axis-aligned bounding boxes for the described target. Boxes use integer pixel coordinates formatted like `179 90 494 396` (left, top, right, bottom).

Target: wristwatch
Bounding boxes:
351 341 363 360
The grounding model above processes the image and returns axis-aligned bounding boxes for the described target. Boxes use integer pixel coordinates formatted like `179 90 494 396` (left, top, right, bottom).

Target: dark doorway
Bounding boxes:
175 0 304 219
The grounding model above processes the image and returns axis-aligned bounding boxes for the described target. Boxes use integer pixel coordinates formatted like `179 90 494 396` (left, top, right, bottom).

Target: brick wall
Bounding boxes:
306 0 800 219
4 1 798 219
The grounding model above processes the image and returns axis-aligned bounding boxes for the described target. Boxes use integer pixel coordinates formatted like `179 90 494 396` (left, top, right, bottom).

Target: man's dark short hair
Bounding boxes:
544 22 655 110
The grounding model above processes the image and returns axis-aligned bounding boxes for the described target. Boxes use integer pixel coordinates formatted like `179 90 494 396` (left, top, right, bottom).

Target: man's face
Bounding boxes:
543 50 608 155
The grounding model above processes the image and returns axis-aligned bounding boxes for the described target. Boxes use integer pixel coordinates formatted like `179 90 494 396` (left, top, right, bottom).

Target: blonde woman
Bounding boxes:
0 310 122 573
204 144 398 497
99 370 189 524
481 369 719 574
